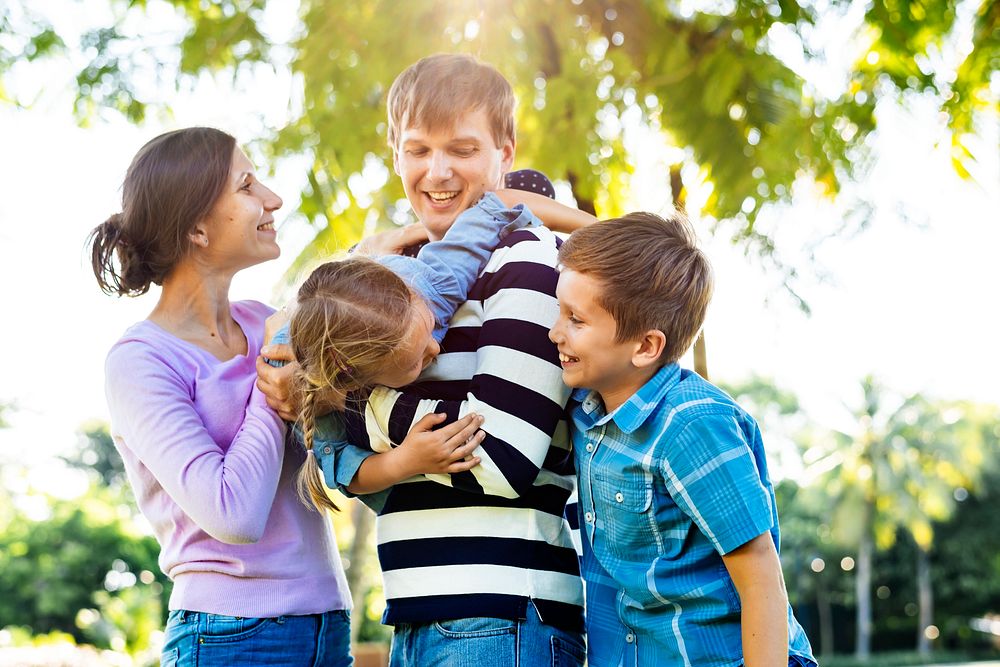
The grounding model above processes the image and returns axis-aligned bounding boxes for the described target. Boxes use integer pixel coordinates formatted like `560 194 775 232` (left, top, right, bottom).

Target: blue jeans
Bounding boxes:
161 609 353 667
388 601 585 667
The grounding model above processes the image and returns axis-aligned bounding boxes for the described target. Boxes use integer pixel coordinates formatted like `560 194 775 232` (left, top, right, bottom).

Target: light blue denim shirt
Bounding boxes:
269 193 540 509
571 363 816 667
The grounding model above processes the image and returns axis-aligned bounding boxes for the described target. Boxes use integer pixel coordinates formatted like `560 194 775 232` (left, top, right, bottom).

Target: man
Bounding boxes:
258 54 585 666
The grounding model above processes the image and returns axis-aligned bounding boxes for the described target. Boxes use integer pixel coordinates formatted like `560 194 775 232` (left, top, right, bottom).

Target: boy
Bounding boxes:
549 212 817 667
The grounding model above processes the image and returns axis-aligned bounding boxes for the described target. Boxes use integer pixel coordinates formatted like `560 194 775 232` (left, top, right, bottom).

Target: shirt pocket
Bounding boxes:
592 470 656 560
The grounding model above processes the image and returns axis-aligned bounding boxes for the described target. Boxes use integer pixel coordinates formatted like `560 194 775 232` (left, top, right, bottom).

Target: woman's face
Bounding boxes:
197 147 283 270
369 297 440 388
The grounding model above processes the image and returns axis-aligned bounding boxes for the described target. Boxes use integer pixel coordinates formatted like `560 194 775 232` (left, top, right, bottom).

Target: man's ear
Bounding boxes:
392 148 401 177
632 329 667 369
499 137 515 175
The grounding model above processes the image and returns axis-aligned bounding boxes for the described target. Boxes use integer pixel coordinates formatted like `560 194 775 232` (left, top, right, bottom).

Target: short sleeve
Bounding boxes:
659 413 774 555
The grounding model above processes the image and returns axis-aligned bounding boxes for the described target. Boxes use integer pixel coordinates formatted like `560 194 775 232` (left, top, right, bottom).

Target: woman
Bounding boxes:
88 127 353 666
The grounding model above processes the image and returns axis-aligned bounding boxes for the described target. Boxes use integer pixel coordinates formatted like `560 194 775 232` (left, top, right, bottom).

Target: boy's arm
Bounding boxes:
379 193 538 340
722 533 790 667
351 237 571 499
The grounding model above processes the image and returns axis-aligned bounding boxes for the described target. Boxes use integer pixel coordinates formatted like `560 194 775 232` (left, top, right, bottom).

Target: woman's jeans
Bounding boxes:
161 609 353 667
388 600 585 667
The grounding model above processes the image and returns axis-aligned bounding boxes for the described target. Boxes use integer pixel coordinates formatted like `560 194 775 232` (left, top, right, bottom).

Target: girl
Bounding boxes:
275 190 595 512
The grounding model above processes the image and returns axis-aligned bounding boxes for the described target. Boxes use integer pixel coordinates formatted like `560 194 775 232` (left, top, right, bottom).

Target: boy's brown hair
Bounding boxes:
558 211 713 365
386 53 516 150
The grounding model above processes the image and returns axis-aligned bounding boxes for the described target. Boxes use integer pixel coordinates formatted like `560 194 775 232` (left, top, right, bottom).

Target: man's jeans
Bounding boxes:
161 609 353 666
388 601 585 667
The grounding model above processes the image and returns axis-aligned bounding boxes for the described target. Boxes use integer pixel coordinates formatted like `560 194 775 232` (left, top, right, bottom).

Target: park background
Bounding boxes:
1 0 998 665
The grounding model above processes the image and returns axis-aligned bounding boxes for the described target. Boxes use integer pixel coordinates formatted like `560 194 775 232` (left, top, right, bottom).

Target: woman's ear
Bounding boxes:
188 223 210 249
632 329 667 369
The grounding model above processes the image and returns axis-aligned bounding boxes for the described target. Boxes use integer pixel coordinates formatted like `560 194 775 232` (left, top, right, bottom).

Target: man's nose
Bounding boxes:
427 151 453 181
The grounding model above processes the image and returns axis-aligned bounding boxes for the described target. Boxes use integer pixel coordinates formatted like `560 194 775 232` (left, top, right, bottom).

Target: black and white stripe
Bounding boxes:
344 226 584 632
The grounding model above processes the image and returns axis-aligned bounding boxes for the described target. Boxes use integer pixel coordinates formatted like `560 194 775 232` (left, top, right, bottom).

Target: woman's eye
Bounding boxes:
240 181 252 191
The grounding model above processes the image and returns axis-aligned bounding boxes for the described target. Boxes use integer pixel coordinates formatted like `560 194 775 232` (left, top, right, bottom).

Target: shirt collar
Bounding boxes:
571 363 682 434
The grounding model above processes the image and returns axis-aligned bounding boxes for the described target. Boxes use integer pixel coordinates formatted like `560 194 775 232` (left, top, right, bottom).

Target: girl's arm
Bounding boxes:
346 412 484 494
493 188 597 233
380 192 539 340
722 533 790 667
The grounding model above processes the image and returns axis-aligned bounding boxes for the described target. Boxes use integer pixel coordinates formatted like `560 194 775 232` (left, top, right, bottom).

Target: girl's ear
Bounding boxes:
632 329 666 369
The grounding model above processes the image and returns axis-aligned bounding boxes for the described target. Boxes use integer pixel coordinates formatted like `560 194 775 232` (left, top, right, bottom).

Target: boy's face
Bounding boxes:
393 108 514 241
549 269 651 412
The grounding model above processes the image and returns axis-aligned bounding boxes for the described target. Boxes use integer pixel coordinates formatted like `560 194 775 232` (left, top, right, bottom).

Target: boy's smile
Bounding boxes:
550 269 660 413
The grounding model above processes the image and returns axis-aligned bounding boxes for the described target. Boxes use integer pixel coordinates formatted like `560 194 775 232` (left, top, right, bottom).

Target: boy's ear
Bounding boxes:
632 329 667 369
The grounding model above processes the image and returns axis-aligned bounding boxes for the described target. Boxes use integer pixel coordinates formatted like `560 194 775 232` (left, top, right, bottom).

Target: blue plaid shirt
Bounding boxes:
571 363 815 667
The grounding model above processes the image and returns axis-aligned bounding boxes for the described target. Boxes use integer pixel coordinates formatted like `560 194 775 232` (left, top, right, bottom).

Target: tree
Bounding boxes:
804 377 991 658
0 487 168 647
62 421 127 492
4 0 994 279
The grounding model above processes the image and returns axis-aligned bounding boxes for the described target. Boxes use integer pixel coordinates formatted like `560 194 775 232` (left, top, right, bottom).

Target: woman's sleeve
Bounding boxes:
105 343 286 544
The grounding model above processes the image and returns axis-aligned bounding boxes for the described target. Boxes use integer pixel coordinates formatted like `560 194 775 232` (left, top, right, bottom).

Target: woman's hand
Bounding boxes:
392 412 484 478
354 222 429 256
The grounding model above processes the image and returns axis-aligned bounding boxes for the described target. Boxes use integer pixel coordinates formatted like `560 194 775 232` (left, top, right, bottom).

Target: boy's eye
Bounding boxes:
568 315 583 325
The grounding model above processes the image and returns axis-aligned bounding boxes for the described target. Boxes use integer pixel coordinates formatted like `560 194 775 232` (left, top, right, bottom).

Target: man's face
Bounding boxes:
393 108 514 241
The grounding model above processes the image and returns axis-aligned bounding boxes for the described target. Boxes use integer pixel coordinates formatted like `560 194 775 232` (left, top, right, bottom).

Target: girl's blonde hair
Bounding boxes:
290 257 415 512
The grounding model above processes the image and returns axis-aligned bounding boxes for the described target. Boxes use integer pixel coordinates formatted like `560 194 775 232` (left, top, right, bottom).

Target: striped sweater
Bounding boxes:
342 225 584 631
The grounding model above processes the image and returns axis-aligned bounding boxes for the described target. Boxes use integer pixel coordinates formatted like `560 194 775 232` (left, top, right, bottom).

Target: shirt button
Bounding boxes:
585 442 594 452
615 492 624 503
584 512 594 523
626 633 635 643
323 445 332 454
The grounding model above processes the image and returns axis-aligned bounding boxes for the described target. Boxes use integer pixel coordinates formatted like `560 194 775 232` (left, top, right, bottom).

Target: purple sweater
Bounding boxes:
104 300 350 617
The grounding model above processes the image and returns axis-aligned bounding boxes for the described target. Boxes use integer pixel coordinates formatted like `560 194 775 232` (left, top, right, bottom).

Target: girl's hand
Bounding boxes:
492 188 597 233
393 412 484 478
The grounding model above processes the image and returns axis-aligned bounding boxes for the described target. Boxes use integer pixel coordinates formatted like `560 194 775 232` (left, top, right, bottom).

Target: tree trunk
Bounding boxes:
668 162 709 379
565 170 596 216
346 500 376 641
855 503 874 660
916 545 934 655
693 332 708 380
816 574 834 657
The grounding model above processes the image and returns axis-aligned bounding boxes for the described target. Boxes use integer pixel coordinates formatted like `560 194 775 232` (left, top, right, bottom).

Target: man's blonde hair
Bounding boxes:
558 212 714 365
387 53 516 150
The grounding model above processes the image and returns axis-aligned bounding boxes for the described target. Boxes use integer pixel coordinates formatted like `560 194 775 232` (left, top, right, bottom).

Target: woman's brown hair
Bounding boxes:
88 127 236 296
290 257 416 512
